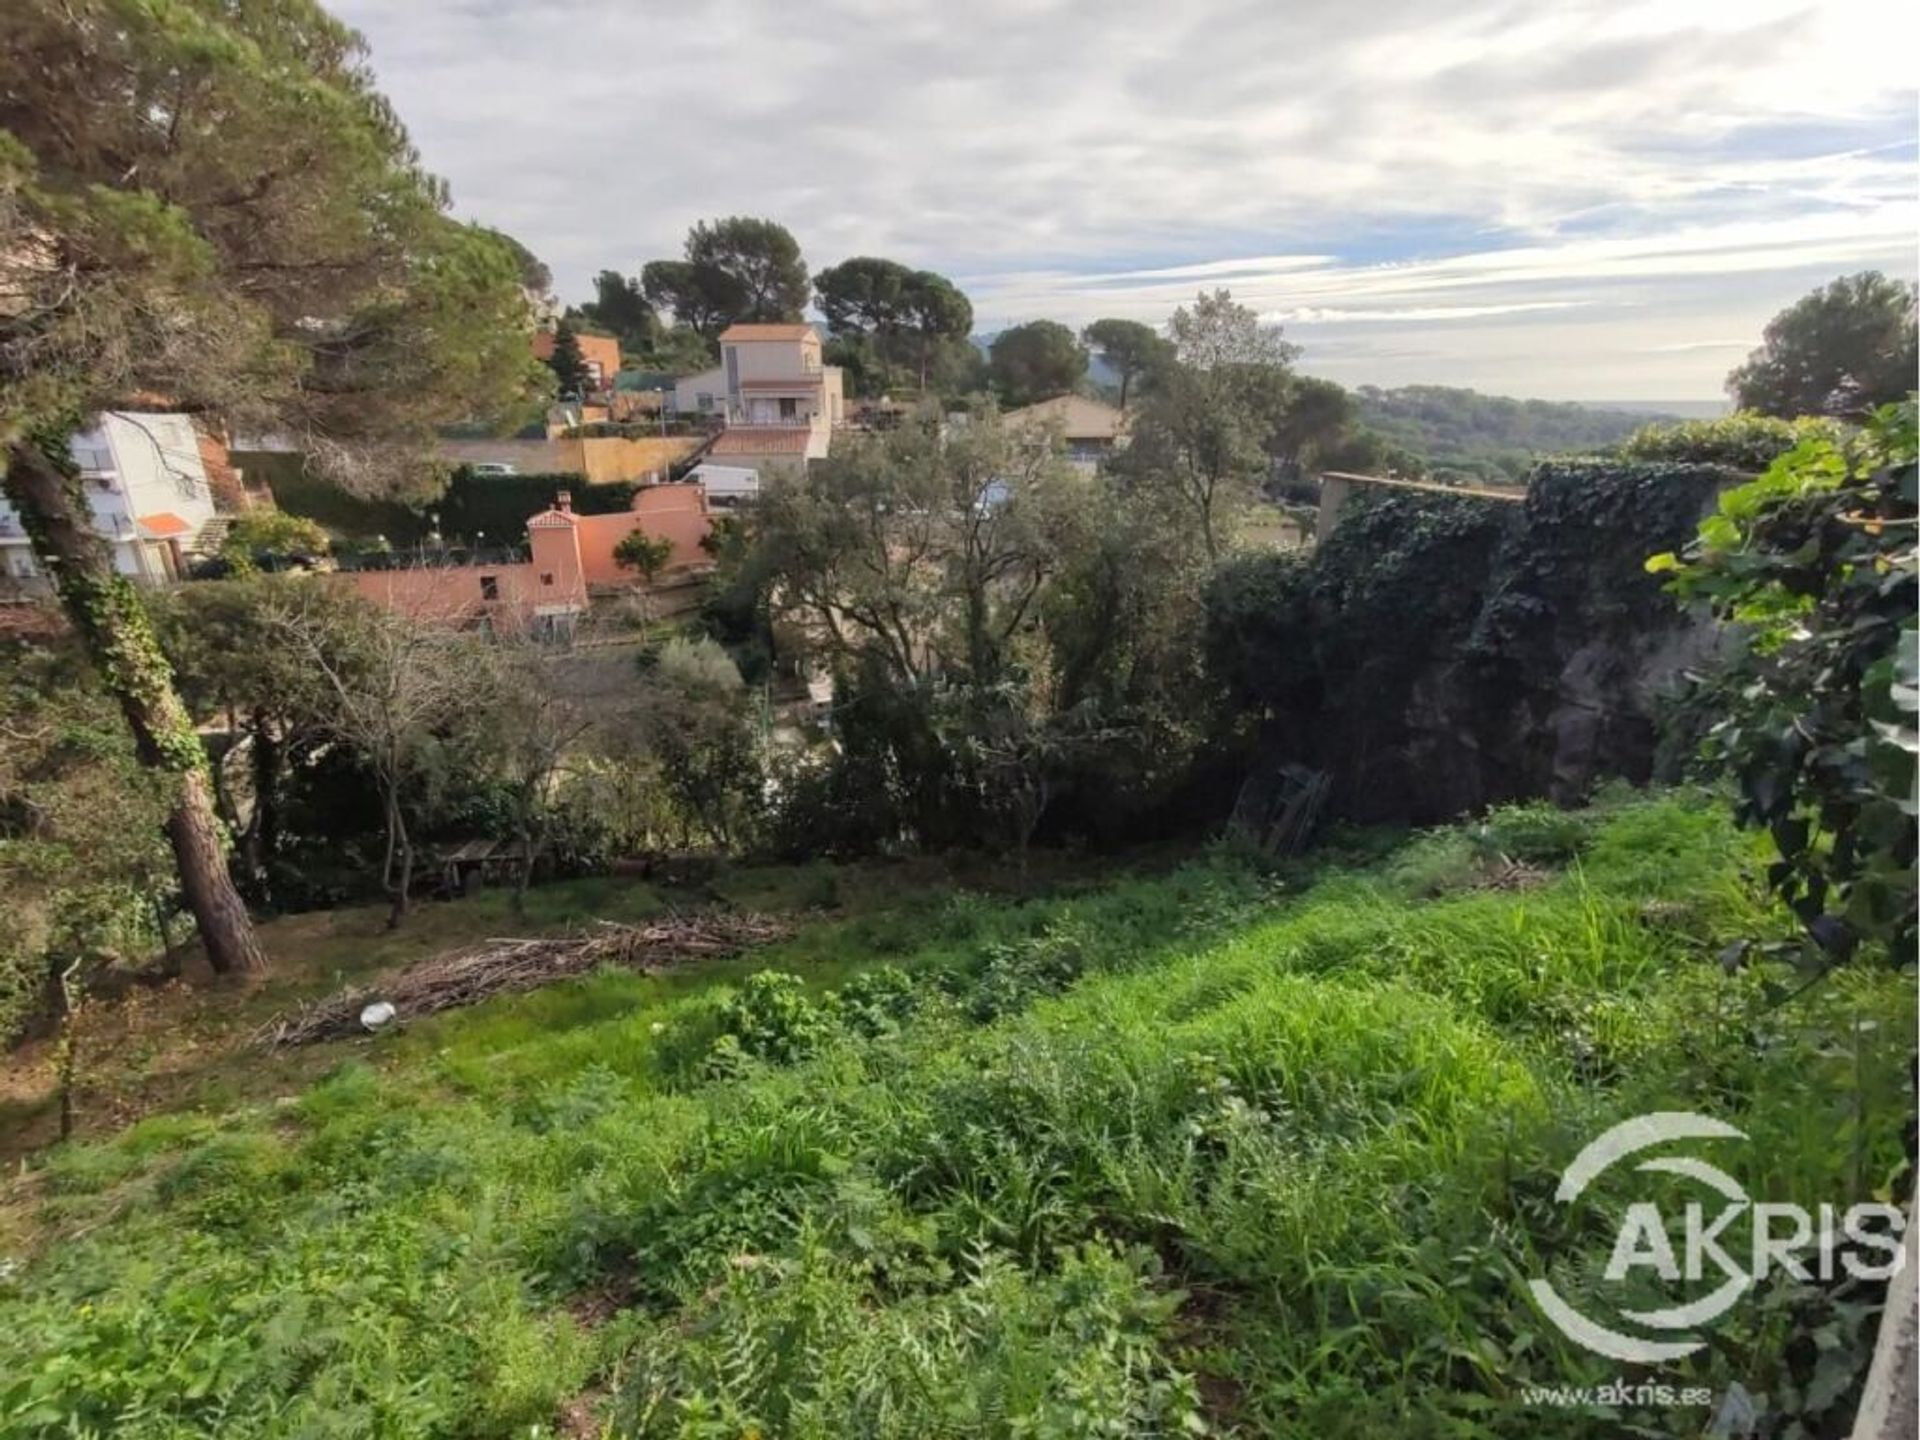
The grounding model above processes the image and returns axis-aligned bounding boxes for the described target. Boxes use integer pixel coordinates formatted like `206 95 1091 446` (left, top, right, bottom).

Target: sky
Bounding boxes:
333 0 1917 402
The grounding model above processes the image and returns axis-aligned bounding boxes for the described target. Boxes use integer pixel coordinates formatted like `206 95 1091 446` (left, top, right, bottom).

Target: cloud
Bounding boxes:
329 0 1918 398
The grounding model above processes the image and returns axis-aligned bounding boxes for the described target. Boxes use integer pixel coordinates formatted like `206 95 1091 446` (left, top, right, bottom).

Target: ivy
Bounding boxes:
1652 400 1918 969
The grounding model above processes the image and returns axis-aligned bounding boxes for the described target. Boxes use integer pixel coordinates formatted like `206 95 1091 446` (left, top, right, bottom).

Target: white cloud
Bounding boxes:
330 0 1918 399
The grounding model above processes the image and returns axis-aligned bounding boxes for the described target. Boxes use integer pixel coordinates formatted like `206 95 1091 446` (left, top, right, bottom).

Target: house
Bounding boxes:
671 324 845 486
0 412 220 595
1003 394 1129 469
346 484 714 633
531 329 621 391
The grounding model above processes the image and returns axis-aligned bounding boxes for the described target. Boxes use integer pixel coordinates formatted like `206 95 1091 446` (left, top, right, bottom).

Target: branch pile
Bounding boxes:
257 912 790 1047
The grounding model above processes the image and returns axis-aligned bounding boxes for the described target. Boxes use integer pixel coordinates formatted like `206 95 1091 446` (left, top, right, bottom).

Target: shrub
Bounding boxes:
712 971 836 1066
1619 412 1846 471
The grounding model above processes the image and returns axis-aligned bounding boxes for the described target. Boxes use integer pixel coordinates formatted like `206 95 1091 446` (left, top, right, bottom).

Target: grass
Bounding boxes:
0 791 1911 1437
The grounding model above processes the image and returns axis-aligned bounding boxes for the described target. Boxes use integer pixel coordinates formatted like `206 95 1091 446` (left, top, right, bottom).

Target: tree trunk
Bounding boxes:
384 788 413 930
2 435 267 976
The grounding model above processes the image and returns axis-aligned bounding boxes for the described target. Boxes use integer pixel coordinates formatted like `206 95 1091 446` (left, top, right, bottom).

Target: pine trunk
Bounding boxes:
2 434 268 976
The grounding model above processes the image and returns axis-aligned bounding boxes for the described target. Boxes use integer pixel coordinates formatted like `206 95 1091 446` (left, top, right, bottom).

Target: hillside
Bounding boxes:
1352 385 1671 481
0 793 1908 1438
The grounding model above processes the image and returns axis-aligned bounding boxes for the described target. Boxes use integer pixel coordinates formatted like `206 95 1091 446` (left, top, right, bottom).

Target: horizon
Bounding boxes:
333 0 1916 401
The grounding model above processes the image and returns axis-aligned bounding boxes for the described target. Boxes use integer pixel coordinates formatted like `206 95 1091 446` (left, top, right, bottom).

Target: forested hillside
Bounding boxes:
1351 385 1671 481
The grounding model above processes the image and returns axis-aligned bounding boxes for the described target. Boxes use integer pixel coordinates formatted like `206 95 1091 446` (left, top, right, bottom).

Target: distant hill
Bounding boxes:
1351 385 1672 482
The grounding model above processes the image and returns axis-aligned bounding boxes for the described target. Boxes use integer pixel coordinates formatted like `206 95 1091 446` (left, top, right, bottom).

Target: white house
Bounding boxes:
0 412 220 592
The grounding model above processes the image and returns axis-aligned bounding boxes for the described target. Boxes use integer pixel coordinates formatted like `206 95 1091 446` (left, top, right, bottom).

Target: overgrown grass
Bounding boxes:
0 791 1910 1437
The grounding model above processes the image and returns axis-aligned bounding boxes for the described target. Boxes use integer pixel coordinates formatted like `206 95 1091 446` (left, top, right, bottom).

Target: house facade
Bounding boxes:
0 412 220 594
531 329 621 391
671 324 845 487
1003 394 1129 470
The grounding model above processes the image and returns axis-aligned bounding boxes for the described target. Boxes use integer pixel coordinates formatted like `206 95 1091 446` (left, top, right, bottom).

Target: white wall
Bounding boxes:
672 366 726 417
0 412 214 581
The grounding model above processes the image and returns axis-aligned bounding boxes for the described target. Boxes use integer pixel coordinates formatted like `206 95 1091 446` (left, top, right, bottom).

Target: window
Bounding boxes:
540 572 554 586
779 397 799 419
480 575 500 601
696 392 714 412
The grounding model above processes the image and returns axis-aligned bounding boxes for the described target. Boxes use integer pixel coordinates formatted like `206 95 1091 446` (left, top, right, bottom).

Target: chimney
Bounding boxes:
556 489 573 513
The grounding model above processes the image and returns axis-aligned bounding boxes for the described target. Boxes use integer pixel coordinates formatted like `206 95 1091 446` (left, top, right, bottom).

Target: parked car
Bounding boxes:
469 461 518 476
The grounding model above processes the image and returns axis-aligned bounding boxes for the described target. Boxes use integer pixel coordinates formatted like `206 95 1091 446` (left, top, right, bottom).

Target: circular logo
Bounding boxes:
1528 1111 1750 1363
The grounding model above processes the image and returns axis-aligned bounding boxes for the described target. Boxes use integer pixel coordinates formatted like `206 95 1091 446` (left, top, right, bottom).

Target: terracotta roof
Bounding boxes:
738 378 824 390
136 512 191 539
719 323 815 342
711 428 813 456
526 507 578 528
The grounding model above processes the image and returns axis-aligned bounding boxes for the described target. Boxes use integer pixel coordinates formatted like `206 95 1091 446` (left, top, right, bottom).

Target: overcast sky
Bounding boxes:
334 0 1916 401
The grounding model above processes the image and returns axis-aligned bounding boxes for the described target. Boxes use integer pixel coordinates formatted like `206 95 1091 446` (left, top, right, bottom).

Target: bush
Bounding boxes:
711 971 836 1067
1618 412 1845 472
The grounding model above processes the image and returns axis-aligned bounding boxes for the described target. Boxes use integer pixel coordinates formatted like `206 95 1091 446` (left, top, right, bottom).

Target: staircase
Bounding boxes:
187 515 233 562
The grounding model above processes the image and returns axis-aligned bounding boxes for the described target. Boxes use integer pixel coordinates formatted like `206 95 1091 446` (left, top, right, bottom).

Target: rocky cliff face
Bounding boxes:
1207 460 1738 825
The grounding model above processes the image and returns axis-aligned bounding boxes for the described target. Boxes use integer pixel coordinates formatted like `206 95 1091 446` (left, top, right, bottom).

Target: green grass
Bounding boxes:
0 791 1910 1437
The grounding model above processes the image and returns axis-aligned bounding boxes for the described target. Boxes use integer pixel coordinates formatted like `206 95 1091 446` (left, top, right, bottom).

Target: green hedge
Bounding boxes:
434 473 638 543
247 457 652 546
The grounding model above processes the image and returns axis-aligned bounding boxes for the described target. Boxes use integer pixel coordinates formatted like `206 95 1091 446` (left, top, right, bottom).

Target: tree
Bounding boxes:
219 512 331 574
477 639 599 914
1 0 545 973
1082 319 1173 409
576 269 657 355
1651 401 1917 971
640 260 748 344
150 576 348 906
815 257 913 336
902 272 974 392
613 529 675 587
815 260 974 394
269 593 484 930
1115 291 1296 558
989 322 1088 407
545 321 591 397
1268 375 1357 481
639 638 764 850
1728 272 1919 419
687 217 809 324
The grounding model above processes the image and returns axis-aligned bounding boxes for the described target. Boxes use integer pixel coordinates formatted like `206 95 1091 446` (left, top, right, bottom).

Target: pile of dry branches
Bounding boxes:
257 912 790 1047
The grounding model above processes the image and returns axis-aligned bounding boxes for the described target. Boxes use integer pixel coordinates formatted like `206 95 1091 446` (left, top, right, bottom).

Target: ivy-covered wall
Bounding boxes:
1207 460 1740 823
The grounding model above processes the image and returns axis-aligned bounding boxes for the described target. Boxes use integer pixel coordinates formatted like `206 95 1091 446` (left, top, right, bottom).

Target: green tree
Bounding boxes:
1268 375 1357 481
1115 291 1296 558
641 259 747 344
1728 271 1919 419
1081 319 1173 409
575 269 657 355
614 529 676 587
815 257 913 336
816 260 974 394
0 0 545 973
640 637 764 849
901 271 974 392
989 321 1088 407
545 321 591 397
1651 401 1917 969
1620 412 1847 471
219 512 331 574
686 216 809 323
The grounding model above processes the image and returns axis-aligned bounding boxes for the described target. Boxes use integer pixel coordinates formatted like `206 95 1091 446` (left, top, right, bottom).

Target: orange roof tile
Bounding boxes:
136 512 190 539
710 429 813 456
719 323 815 342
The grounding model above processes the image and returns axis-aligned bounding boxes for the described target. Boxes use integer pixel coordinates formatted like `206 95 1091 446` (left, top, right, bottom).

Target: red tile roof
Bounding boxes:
711 429 813 456
738 378 824 390
719 323 815 341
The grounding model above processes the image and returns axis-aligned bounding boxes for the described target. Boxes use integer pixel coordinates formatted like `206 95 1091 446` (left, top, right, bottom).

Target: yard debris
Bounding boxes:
256 912 790 1048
